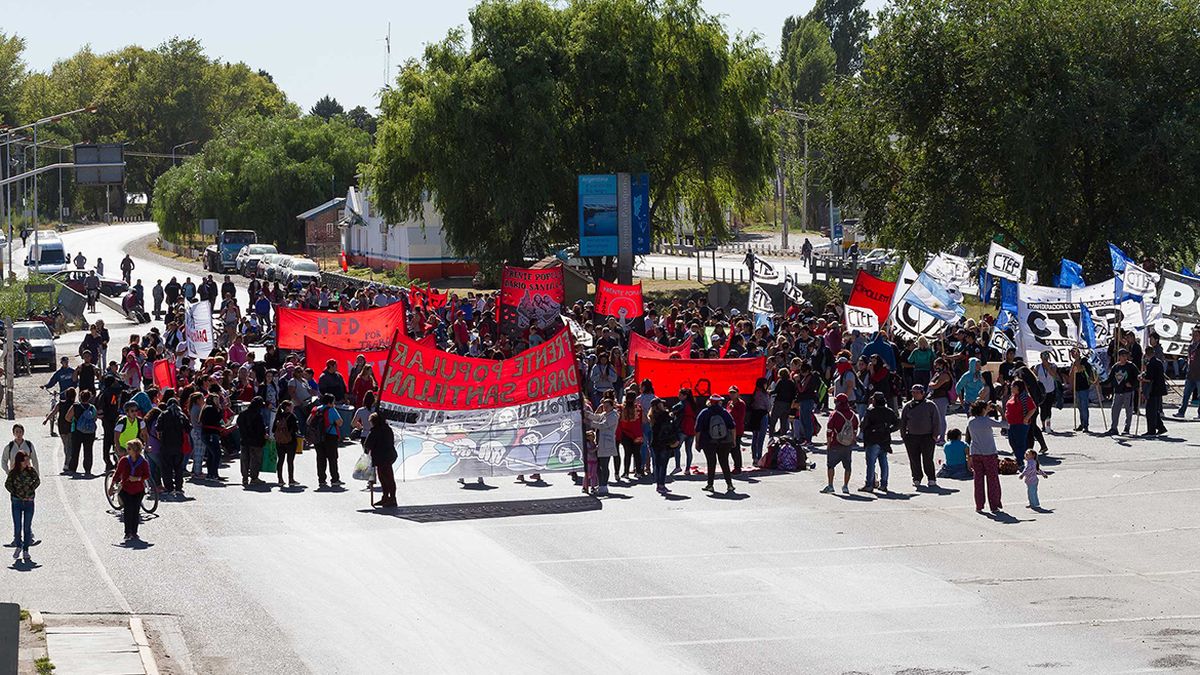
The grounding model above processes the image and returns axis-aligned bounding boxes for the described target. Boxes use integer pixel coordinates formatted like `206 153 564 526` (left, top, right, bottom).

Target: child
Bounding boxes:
937 428 971 479
1018 448 1049 508
583 429 599 495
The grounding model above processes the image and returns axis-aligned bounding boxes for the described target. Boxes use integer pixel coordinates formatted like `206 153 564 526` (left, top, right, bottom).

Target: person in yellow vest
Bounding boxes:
114 402 149 484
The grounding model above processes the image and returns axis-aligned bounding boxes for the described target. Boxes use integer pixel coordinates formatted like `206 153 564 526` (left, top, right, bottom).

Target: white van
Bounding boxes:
25 232 67 274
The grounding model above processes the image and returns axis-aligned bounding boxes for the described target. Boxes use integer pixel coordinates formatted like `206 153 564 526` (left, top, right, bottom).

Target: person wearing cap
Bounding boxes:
694 395 736 493
821 393 859 494
900 384 940 488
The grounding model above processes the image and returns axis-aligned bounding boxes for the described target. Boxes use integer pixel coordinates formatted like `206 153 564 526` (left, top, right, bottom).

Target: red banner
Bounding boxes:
498 265 565 338
304 336 389 383
635 355 765 398
410 285 449 310
276 303 406 351
380 328 580 410
595 278 644 319
848 270 895 324
628 331 691 368
152 359 176 390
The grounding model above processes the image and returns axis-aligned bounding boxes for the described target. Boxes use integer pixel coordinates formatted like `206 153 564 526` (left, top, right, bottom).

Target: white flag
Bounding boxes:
748 279 777 315
1121 261 1156 297
843 304 880 333
1025 269 1038 285
987 241 1025 282
185 300 214 360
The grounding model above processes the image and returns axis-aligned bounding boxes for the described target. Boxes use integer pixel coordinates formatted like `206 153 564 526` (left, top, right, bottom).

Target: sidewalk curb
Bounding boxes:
28 609 43 630
129 617 161 675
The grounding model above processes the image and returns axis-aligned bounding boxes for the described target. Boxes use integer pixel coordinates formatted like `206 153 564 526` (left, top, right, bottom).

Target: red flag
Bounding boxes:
151 359 176 390
594 278 644 319
276 303 406 351
380 328 579 410
628 332 692 368
304 336 389 383
498 265 565 337
848 270 895 325
635 355 765 398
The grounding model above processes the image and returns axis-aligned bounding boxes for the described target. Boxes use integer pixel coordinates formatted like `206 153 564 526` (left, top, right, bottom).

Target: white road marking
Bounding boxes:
51 466 133 614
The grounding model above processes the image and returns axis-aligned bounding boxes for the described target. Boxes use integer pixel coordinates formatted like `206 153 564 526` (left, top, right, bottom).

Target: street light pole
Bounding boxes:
772 108 810 251
171 140 196 166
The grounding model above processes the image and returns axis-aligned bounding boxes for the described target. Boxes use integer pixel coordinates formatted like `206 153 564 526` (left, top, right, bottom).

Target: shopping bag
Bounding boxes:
295 438 304 455
261 440 278 473
352 452 376 482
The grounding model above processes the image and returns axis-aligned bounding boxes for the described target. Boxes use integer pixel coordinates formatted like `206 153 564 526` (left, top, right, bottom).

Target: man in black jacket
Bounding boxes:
317 360 348 403
364 412 397 507
156 398 191 498
1141 351 1168 436
237 397 268 486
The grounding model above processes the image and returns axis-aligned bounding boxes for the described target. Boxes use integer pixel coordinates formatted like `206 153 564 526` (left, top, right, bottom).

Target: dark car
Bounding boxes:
51 270 130 297
12 320 56 369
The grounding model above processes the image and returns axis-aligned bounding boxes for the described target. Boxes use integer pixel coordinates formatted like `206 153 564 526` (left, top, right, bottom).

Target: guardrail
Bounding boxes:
157 237 205 260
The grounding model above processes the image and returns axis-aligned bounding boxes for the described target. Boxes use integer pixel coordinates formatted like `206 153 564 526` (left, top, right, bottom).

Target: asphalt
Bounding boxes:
2 223 1200 674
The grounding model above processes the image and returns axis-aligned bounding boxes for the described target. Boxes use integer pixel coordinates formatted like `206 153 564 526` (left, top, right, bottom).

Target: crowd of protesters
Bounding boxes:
5 252 1200 554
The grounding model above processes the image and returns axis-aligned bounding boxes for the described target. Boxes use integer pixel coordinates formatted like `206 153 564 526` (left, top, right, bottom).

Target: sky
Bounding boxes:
7 0 887 113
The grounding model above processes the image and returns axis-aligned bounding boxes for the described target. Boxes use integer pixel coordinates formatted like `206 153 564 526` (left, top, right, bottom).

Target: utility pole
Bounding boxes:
801 117 809 238
779 139 788 249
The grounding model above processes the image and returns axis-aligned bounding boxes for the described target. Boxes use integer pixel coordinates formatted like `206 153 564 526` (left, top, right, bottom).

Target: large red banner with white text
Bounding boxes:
304 336 389 383
276 303 406 351
628 331 691 368
595 278 644 319
848 270 895 324
635 355 765 398
379 328 584 480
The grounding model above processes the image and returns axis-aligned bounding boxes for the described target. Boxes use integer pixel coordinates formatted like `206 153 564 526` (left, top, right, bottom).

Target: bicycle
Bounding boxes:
41 389 60 438
104 468 160 514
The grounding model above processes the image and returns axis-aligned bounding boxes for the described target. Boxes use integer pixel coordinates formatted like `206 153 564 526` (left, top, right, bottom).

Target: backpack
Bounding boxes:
833 412 857 447
707 412 731 444
775 441 799 471
156 409 185 443
305 406 332 445
74 404 97 434
274 414 294 444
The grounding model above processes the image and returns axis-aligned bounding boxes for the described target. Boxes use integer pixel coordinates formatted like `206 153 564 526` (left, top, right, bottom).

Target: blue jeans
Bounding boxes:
640 423 652 467
675 435 694 471
653 449 673 489
11 498 33 549
203 431 222 478
1178 379 1200 418
865 444 889 489
751 414 768 461
1008 424 1029 462
1076 387 1091 429
1026 482 1040 507
796 399 815 442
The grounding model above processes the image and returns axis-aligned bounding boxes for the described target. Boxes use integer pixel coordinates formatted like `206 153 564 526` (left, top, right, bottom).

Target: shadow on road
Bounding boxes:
360 495 602 523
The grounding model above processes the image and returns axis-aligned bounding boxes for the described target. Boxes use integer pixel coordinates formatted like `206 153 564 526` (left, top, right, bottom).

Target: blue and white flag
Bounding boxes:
1182 266 1198 279
1109 243 1141 302
1079 302 1097 349
1109 243 1133 273
1058 259 1085 289
754 312 774 333
903 272 965 322
994 309 1017 332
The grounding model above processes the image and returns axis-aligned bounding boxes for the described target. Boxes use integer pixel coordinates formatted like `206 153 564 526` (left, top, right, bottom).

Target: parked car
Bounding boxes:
258 254 288 281
51 269 130 297
236 244 279 276
282 258 322 287
11 320 56 369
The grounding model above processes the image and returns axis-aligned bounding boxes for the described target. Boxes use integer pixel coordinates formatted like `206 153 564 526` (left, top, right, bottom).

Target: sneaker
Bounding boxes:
11 548 19 560
820 485 835 494
726 483 735 493
913 479 922 488
319 481 328 488
289 480 299 487
8 538 18 547
670 467 681 475
702 484 715 492
857 485 874 493
878 483 888 493
331 480 344 486
21 549 29 563
1172 411 1184 418
841 485 850 494
927 479 938 488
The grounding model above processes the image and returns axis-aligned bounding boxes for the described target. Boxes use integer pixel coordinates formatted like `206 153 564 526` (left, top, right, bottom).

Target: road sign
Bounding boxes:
200 219 219 236
73 143 125 185
24 284 54 294
578 173 650 258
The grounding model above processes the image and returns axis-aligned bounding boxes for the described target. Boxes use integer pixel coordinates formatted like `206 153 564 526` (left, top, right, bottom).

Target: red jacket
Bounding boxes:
726 398 746 436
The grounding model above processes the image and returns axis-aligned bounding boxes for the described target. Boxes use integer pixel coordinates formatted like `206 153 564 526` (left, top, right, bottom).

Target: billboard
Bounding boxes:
73 143 125 185
578 173 650 257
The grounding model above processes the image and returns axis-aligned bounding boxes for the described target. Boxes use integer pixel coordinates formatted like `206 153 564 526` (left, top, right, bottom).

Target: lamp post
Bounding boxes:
172 140 196 166
771 108 810 251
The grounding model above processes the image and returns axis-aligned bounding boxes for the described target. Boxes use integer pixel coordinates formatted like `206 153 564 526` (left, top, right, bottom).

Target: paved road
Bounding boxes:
4 223 1200 674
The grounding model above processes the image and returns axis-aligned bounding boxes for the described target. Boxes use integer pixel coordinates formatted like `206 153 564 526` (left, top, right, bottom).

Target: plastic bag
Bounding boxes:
261 440 278 473
352 453 376 482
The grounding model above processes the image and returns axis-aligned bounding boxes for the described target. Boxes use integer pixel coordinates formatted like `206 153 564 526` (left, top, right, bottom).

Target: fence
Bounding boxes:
156 237 205 260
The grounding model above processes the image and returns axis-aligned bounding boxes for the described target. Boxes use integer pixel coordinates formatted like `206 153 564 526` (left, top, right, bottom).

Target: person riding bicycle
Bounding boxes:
120 255 135 284
84 271 101 312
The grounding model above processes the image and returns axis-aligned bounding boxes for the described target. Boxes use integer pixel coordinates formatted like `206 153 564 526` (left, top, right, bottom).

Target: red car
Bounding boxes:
51 270 130 297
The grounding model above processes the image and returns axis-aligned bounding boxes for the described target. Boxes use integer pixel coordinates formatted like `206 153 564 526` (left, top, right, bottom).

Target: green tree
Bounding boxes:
366 0 774 277
807 0 871 76
309 95 344 120
811 0 1200 277
345 105 377 135
0 32 25 126
153 116 370 250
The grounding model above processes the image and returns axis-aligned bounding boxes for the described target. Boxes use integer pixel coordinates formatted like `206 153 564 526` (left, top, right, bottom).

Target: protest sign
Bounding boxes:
185 300 214 359
304 336 389 383
848 270 894 324
1122 261 1157 297
409 286 449 310
844 304 880 333
277 303 406 351
748 277 785 315
925 252 973 291
634 355 764 398
379 328 584 480
594 278 644 320
498 266 565 339
628 331 692 368
152 359 176 390
1152 269 1200 355
987 241 1025 282
887 262 946 339
563 315 593 348
1017 280 1119 366
749 257 781 283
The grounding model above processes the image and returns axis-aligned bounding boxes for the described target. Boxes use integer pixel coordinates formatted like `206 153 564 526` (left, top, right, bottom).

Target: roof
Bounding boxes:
296 197 345 221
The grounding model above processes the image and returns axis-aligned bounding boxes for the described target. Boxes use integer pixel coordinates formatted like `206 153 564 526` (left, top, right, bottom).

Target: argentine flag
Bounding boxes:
903 272 966 322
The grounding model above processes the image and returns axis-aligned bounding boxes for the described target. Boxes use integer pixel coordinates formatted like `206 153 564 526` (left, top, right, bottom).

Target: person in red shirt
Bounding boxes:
108 438 151 543
452 312 470 354
725 386 747 473
616 393 645 479
1004 380 1037 463
351 367 377 408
